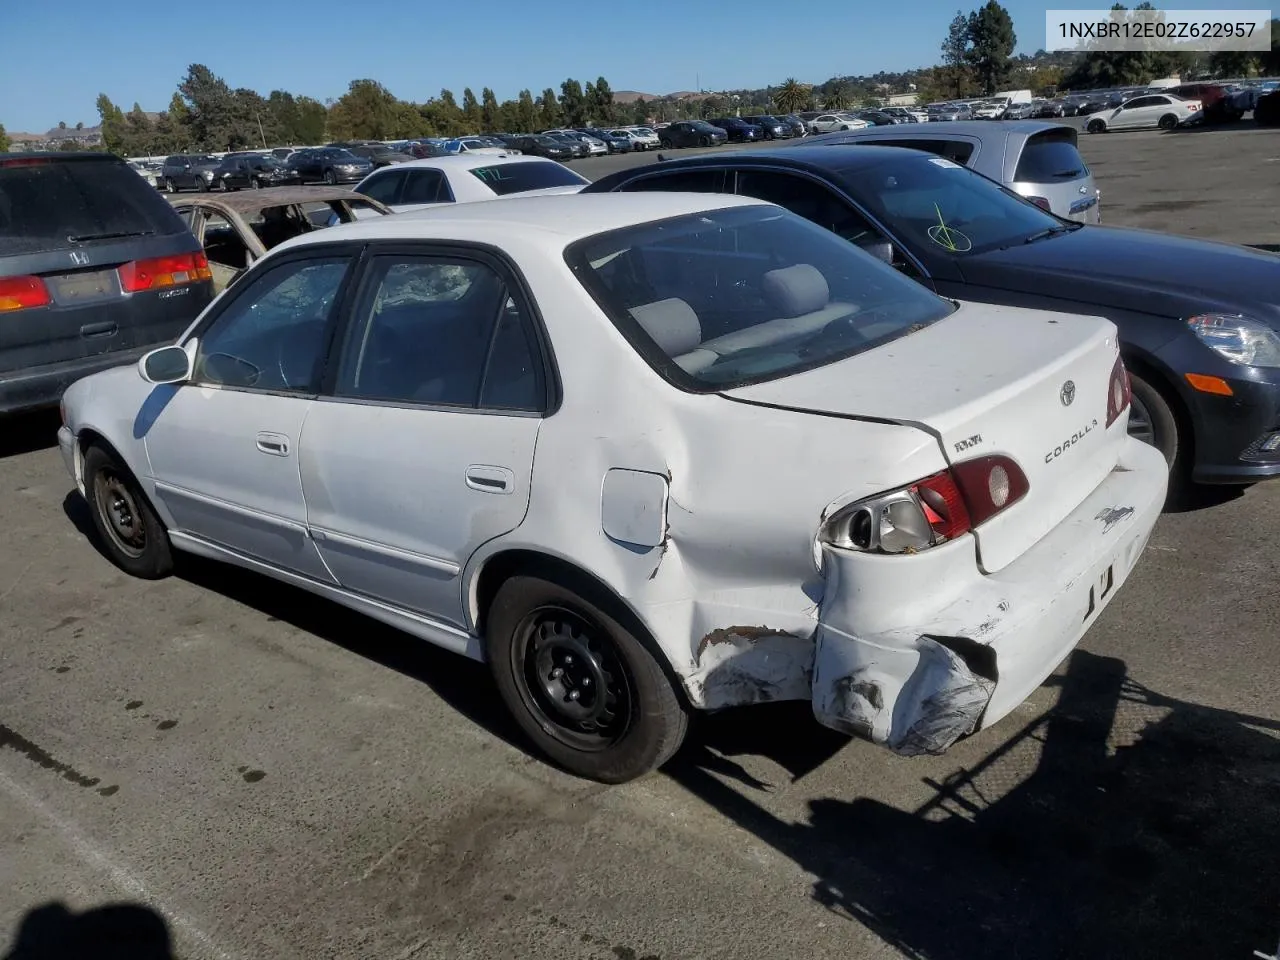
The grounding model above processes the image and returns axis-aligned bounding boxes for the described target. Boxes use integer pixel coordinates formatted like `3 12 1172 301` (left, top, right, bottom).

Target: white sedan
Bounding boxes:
808 113 872 133
57 193 1167 783
618 126 660 150
1085 93 1203 132
352 154 590 215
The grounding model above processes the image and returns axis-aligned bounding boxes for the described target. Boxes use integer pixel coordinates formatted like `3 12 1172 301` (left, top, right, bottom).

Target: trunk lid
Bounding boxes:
723 302 1127 572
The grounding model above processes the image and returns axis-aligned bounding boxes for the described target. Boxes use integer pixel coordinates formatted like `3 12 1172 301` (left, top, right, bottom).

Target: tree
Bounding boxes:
515 89 537 132
179 63 252 150
559 78 587 127
294 96 328 143
537 87 561 129
941 10 975 97
823 82 850 110
773 78 810 113
124 103 154 156
966 0 1016 94
592 76 616 124
58 140 82 151
58 120 67 130
480 87 500 131
0 123 9 153
95 93 127 154
327 78 401 140
461 87 481 131
75 121 84 131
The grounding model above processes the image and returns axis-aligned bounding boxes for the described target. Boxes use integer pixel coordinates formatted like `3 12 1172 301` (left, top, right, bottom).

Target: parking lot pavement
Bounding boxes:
4 130 1280 960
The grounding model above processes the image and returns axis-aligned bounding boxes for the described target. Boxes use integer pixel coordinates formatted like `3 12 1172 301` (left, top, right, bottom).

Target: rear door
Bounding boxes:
0 156 214 376
298 246 547 627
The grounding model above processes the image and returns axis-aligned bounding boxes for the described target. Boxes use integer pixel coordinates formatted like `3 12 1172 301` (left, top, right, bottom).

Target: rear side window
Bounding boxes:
469 161 587 196
1014 133 1089 183
0 158 189 255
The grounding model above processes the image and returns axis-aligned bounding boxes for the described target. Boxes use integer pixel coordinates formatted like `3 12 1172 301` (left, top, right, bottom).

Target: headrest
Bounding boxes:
628 298 702 356
761 263 830 317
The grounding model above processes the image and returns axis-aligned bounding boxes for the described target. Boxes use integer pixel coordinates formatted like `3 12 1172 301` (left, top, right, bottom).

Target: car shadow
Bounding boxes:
173 553 529 751
664 648 1280 960
0 411 60 459
1165 482 1246 514
2 901 174 959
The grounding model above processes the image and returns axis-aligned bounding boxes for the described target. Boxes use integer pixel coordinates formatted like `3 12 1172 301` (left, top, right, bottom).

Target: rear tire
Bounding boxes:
485 574 689 784
83 444 174 580
1158 113 1178 130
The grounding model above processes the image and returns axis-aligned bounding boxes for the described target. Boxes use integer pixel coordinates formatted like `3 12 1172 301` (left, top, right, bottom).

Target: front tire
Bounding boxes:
83 444 174 580
1087 119 1107 134
485 575 689 784
166 179 178 193
324 169 336 185
1128 371 1186 496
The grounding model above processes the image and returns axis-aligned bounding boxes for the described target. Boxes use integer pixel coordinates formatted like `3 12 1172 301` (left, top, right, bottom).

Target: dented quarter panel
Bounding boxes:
462 239 946 709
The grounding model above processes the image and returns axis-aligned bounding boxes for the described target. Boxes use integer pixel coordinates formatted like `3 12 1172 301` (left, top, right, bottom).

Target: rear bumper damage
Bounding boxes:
811 437 1167 755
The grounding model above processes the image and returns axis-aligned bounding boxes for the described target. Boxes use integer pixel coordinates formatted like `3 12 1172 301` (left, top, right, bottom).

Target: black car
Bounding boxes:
743 115 793 138
540 132 590 159
579 127 634 153
499 135 576 161
0 153 215 415
212 153 300 190
329 143 408 169
657 121 728 149
160 154 221 192
1035 100 1067 118
854 110 899 126
709 117 764 143
286 148 374 185
586 145 1280 495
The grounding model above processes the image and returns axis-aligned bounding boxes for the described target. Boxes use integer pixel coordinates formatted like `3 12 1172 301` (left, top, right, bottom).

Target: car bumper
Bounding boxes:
58 425 78 491
811 437 1167 755
0 345 153 417
1185 374 1280 483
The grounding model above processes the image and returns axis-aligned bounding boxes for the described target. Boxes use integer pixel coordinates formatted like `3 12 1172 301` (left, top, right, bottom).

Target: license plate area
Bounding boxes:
1083 564 1115 621
46 269 121 306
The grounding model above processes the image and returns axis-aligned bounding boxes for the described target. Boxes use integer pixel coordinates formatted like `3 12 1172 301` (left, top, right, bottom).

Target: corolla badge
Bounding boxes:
1060 380 1076 406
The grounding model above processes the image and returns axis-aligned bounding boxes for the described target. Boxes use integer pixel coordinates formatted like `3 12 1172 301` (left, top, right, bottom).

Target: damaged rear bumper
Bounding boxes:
811 437 1167 755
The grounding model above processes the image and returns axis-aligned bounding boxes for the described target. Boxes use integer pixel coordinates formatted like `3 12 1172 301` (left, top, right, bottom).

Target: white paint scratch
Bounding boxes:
0 766 238 960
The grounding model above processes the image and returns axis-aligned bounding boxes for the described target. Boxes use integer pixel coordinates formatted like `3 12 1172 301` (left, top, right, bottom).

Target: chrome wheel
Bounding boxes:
93 469 146 559
514 606 633 752
1128 393 1156 446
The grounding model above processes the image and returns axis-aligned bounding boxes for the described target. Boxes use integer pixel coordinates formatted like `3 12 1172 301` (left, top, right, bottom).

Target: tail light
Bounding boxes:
818 455 1030 557
1026 196 1052 212
0 275 53 312
1104 355 1131 428
118 252 213 293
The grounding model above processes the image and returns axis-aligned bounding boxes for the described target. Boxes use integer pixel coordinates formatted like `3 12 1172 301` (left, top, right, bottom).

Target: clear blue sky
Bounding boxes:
0 0 1257 132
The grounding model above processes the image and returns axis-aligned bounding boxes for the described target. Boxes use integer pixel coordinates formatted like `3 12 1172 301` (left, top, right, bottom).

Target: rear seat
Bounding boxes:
626 264 859 375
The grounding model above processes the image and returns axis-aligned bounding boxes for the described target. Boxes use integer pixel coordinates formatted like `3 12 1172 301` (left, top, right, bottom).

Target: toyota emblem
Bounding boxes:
1060 380 1076 406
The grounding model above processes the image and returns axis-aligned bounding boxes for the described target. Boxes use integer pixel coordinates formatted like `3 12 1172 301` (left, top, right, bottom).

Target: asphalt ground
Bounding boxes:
2 121 1279 960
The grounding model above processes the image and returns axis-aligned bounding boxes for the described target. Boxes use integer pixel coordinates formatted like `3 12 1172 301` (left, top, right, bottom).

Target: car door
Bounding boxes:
297 246 547 627
142 247 360 581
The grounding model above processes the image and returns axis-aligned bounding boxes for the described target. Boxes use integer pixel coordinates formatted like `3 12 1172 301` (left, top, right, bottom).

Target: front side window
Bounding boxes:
334 256 539 410
621 169 724 193
567 205 954 391
358 170 404 204
401 170 451 204
845 153 1066 256
194 257 350 393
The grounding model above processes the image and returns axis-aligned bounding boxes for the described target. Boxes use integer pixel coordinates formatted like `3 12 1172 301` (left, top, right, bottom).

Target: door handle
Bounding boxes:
256 432 290 457
465 465 515 494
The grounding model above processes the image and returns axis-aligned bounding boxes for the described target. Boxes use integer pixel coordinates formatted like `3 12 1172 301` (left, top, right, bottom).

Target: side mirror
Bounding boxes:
139 343 194 384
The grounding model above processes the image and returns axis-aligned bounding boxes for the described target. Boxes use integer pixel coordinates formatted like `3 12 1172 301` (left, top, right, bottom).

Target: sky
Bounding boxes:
0 0 1259 132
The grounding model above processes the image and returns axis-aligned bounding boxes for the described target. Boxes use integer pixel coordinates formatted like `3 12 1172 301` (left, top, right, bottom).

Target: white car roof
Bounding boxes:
270 192 769 256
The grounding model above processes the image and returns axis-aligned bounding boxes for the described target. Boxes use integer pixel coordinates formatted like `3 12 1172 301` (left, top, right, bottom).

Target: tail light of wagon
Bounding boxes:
819 455 1029 557
0 275 53 312
118 252 213 293
1026 195 1052 212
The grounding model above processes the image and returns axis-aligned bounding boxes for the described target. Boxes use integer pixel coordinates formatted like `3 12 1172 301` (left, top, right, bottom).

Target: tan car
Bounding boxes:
170 187 394 291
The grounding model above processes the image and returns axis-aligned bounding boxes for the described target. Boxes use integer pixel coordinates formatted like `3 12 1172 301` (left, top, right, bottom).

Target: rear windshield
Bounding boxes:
469 161 587 196
0 158 188 255
566 205 954 391
1014 132 1089 183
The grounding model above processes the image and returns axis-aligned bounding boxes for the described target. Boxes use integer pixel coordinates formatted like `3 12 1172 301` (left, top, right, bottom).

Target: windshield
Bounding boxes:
469 160 587 195
533 136 560 146
845 154 1066 256
329 150 360 162
691 121 720 132
566 205 955 391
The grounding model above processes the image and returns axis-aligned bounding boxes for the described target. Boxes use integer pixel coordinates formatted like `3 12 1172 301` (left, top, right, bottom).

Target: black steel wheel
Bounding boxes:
486 575 688 783
83 444 174 579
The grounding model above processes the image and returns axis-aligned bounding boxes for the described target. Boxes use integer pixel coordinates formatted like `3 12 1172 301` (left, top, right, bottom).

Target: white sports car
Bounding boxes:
808 113 873 134
57 193 1167 783
352 154 590 215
